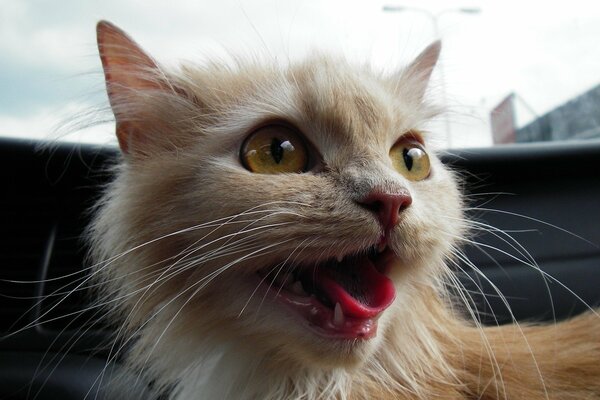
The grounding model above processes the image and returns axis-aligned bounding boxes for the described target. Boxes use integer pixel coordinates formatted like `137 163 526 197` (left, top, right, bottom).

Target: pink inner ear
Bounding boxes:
96 21 163 153
399 40 442 103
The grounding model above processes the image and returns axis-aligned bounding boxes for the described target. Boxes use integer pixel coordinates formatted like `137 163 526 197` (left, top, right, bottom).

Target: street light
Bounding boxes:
382 6 481 38
382 5 481 147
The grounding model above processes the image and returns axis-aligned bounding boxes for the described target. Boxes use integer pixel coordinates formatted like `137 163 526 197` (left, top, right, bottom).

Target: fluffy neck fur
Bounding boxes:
120 288 464 399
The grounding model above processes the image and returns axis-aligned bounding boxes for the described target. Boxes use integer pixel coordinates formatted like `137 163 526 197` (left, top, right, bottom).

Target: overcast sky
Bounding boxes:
1 0 599 148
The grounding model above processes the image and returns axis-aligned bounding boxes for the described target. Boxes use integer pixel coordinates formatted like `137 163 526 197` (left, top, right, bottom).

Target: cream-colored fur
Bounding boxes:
90 21 600 399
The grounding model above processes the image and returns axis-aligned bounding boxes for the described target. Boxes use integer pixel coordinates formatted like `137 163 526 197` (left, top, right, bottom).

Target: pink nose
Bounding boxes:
358 190 412 232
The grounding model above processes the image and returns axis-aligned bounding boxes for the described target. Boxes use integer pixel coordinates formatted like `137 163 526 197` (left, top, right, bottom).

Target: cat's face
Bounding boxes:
94 21 464 369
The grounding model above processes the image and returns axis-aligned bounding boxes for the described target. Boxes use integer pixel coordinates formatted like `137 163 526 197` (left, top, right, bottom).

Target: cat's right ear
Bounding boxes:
97 21 165 154
392 40 442 103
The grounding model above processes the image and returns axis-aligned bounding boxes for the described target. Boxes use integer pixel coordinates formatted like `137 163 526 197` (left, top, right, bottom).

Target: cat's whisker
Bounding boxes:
30 302 112 400
445 264 513 400
145 221 296 291
98 227 293 376
124 216 296 296
441 263 508 399
112 238 267 314
4 205 299 287
21 257 113 399
1 206 293 332
455 217 538 262
444 237 524 324
461 218 558 322
76 238 270 325
460 192 516 211
247 236 319 319
37 240 269 326
181 213 299 261
442 217 552 306
267 238 316 295
448 248 550 399
460 236 600 319
463 207 598 248
7 213 299 337
447 216 553 308
465 225 539 234
241 260 288 319
84 236 295 398
278 237 321 292
168 206 309 265
438 216 553 398
127 239 296 389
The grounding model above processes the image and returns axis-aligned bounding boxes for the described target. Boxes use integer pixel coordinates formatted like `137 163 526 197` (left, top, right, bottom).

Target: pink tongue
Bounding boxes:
314 257 396 318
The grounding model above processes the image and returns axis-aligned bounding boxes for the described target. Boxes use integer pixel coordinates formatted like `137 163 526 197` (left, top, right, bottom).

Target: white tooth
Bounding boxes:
291 281 307 296
333 302 344 326
336 254 344 263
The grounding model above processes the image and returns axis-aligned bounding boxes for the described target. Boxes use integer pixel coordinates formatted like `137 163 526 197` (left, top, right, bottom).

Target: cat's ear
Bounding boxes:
97 20 166 154
395 40 441 102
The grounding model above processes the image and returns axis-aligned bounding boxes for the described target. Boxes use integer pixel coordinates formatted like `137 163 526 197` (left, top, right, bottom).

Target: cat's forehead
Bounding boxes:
291 58 391 143
289 57 428 146
183 56 432 153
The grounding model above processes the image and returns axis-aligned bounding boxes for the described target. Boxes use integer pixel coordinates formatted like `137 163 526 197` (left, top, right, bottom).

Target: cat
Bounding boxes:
90 20 600 399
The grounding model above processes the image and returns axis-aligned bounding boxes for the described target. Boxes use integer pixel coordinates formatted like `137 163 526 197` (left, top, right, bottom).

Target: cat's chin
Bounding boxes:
254 246 398 341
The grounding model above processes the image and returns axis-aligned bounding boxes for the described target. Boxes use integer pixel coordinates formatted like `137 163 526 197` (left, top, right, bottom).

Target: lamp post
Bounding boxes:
382 5 481 147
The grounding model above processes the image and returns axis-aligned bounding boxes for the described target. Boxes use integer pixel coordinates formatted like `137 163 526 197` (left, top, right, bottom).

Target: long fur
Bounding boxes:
89 21 600 399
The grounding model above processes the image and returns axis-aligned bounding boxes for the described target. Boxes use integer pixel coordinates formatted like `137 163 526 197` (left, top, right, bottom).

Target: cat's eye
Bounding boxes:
241 124 309 174
389 136 431 181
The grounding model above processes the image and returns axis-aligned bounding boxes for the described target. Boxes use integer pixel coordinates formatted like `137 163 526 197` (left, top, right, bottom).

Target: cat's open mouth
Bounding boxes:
256 246 397 340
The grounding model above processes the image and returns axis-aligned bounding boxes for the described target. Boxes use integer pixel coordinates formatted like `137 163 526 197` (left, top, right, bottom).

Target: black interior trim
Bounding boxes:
0 137 598 397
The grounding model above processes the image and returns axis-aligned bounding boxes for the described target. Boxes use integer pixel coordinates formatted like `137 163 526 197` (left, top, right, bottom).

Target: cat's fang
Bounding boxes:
333 302 344 326
336 254 344 263
291 281 307 296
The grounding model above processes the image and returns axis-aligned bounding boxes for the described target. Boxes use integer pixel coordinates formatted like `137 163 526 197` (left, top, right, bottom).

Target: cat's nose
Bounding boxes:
358 190 412 232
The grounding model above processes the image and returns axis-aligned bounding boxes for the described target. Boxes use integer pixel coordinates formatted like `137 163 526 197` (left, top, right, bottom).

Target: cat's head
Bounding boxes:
93 21 464 370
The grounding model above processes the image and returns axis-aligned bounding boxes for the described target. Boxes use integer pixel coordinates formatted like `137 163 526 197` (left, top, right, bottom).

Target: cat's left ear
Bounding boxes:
97 20 169 154
395 40 441 102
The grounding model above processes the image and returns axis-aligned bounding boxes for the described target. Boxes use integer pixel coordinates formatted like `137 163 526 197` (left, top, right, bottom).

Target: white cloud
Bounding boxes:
0 102 116 146
1 0 599 147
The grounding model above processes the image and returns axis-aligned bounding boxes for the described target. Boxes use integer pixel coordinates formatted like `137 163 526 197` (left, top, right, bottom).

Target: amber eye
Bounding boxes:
390 136 431 181
241 125 308 174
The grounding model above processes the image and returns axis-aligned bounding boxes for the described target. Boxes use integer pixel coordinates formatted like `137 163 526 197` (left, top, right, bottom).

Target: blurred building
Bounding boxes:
515 84 600 143
490 93 516 144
